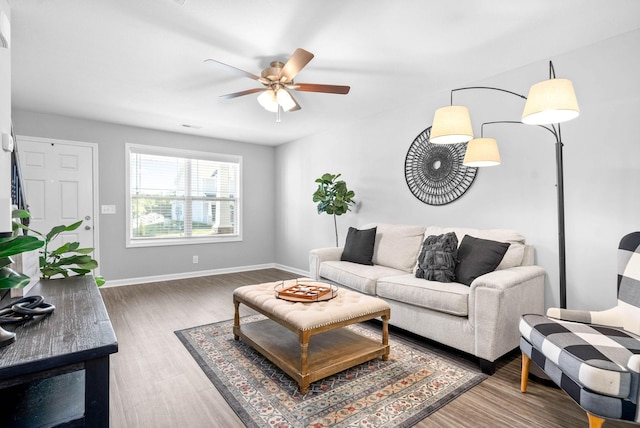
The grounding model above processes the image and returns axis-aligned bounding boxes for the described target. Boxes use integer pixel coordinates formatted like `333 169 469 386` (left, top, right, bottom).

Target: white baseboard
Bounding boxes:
273 263 309 277
101 263 310 288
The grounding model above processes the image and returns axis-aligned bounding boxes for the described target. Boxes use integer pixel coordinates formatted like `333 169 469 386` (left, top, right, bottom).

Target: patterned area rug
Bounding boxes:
175 315 486 428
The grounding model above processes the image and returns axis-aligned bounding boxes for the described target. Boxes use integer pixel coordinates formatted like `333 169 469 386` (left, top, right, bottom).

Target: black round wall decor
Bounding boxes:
404 126 477 206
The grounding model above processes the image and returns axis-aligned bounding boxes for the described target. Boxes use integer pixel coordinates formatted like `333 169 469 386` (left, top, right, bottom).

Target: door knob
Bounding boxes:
85 216 91 220
85 226 91 230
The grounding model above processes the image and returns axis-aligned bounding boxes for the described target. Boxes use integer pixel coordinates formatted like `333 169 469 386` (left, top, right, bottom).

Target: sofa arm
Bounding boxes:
470 265 546 292
469 265 546 362
309 247 343 280
546 307 591 322
629 354 640 374
546 306 624 328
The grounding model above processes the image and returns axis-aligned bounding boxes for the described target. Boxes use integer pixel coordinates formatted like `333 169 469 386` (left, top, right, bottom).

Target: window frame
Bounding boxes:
125 143 242 248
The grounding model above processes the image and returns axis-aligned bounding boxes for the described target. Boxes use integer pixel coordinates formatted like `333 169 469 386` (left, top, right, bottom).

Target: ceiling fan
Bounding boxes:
205 48 350 121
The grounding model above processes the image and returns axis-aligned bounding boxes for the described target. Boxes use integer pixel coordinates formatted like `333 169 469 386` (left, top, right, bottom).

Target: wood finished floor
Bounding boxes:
100 269 633 428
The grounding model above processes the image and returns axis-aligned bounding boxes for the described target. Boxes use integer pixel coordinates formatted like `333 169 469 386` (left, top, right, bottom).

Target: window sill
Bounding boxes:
126 235 242 248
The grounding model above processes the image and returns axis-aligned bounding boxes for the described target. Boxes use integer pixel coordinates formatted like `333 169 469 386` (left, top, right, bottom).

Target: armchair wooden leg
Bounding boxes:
520 352 531 393
587 413 605 428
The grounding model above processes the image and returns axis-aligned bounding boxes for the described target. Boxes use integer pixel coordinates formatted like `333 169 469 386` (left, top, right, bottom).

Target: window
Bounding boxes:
126 144 241 247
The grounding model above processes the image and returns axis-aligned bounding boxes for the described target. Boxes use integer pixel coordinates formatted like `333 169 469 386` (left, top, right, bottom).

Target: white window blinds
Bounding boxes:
126 144 241 247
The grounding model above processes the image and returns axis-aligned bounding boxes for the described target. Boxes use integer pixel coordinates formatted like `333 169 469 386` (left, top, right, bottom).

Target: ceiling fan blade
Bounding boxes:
278 48 314 82
204 58 262 81
288 92 302 111
291 83 351 95
219 88 265 99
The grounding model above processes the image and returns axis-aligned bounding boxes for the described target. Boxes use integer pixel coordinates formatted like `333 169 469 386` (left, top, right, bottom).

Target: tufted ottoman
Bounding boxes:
233 279 391 394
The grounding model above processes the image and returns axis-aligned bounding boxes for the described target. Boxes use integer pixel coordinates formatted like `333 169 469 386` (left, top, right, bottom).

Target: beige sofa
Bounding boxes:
309 223 546 373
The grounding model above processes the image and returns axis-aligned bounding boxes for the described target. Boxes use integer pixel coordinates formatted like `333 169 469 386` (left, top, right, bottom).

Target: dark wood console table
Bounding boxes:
0 276 118 427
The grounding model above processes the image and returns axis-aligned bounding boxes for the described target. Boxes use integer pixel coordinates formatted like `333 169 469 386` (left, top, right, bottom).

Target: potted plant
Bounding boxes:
13 210 104 286
0 222 43 290
312 173 356 247
0 210 45 345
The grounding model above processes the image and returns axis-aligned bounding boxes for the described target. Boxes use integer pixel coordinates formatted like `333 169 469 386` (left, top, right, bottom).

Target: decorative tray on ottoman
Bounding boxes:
274 281 338 302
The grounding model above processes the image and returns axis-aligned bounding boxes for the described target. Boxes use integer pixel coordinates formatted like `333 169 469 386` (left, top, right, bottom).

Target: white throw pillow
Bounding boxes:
364 223 426 272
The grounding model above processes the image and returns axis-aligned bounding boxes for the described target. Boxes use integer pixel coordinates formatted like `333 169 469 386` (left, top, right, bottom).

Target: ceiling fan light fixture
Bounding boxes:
521 78 579 125
257 89 278 112
276 89 296 112
430 106 474 144
210 48 349 117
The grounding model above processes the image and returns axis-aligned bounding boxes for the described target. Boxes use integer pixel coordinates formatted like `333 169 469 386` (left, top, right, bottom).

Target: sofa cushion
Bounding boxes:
319 261 406 295
496 243 525 270
341 226 377 265
423 227 526 271
415 232 458 282
455 235 510 286
474 230 525 270
377 274 470 316
363 223 426 272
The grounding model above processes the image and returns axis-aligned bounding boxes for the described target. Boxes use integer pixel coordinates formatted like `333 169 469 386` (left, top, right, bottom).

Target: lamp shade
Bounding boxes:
430 106 474 144
463 138 501 167
521 78 579 125
257 89 278 112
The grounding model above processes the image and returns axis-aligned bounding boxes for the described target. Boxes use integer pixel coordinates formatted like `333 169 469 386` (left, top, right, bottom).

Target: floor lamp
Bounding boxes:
429 61 579 308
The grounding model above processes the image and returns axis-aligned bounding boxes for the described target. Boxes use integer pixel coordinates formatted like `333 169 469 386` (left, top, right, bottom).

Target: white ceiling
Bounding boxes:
8 0 640 145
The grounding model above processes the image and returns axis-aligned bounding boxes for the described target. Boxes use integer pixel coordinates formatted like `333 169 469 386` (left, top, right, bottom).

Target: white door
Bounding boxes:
17 137 97 259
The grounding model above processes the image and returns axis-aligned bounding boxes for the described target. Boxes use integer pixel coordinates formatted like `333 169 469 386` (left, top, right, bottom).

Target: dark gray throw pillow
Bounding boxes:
341 227 377 265
455 235 510 286
415 232 458 282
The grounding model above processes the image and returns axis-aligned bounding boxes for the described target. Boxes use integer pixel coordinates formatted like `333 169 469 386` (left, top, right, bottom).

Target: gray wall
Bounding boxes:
11 110 276 282
0 1 10 219
275 29 640 311
8 28 640 310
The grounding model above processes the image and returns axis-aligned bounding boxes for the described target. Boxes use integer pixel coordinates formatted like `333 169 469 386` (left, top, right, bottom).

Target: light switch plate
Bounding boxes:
101 205 116 214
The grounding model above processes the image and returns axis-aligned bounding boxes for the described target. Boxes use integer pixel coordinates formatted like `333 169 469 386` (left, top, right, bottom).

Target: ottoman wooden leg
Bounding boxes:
299 331 310 394
382 310 390 361
300 378 309 395
233 299 240 341
521 352 531 393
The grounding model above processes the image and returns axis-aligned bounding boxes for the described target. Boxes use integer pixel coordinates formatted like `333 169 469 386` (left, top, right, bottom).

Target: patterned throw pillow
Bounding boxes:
415 232 458 282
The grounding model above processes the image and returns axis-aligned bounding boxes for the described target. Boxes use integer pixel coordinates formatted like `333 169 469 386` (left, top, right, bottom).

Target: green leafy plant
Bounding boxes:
0 226 44 289
14 210 105 286
312 173 356 247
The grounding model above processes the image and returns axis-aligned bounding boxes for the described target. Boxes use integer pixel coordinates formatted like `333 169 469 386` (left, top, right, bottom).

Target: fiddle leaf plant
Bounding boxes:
13 210 105 286
312 173 356 247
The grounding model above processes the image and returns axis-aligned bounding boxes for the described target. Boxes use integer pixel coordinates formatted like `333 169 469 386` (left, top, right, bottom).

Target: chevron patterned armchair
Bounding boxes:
519 232 640 428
